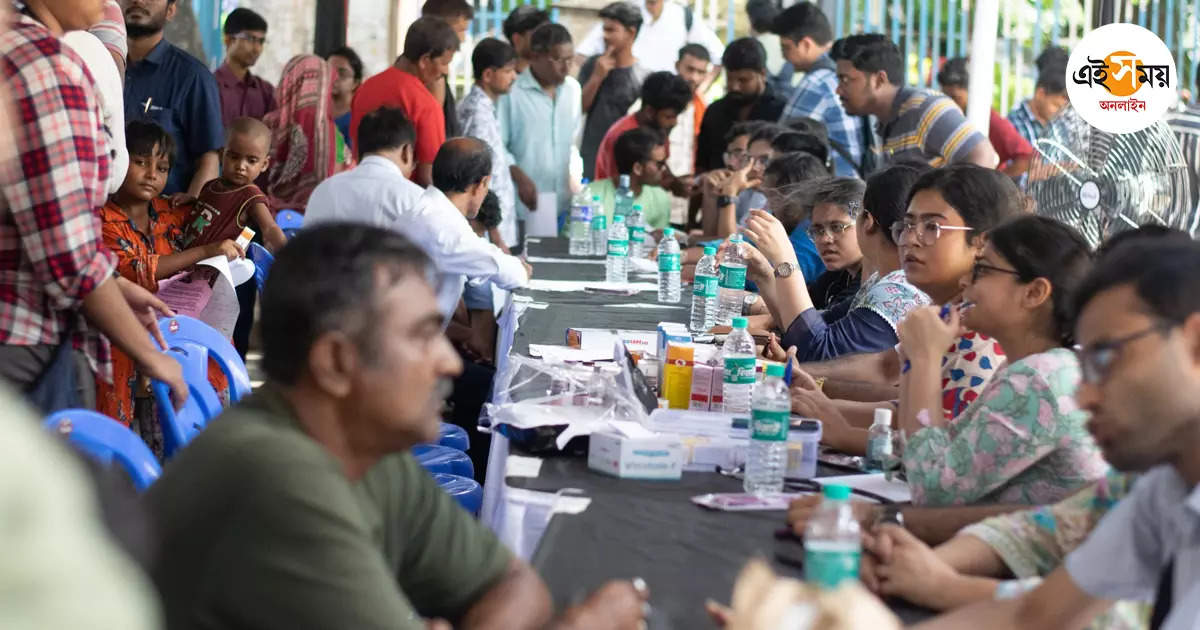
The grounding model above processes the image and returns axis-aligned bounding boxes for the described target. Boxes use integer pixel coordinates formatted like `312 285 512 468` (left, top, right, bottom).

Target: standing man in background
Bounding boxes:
578 2 647 180
773 2 864 177
421 0 474 137
747 0 794 101
575 0 725 76
503 5 550 74
352 17 458 188
667 43 711 223
937 57 1032 179
695 37 787 173
123 0 224 197
326 46 364 150
498 23 581 233
213 7 275 128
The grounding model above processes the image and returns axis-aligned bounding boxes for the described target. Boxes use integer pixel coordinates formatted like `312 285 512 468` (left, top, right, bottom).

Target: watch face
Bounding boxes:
775 262 795 278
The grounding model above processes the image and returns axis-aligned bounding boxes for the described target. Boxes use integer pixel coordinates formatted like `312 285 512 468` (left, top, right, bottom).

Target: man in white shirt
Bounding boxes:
575 0 724 75
306 108 528 320
912 233 1200 630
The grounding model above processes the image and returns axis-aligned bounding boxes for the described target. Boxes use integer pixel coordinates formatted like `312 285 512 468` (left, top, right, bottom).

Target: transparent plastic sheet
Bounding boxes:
482 346 651 452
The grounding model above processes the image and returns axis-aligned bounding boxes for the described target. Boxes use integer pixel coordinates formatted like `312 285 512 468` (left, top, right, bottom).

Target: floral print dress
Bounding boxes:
903 347 1109 507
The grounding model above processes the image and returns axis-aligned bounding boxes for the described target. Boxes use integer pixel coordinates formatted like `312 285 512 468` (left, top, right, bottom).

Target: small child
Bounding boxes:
97 121 237 450
183 117 288 252
469 189 511 255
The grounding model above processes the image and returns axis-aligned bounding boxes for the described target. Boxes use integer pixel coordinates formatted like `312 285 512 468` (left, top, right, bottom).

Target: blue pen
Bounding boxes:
784 357 793 386
901 303 955 374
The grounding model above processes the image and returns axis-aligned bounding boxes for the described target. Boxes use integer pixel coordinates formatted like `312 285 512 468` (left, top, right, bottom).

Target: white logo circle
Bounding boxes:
1066 23 1177 134
1078 180 1101 209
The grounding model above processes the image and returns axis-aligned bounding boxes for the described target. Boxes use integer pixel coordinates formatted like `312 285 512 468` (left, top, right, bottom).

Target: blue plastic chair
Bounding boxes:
158 315 252 402
246 242 274 294
412 444 475 478
151 346 223 457
275 209 303 239
44 409 162 491
431 472 483 515
437 423 470 452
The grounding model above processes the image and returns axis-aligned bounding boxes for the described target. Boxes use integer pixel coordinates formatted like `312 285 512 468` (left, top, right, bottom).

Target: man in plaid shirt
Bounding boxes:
1 1 185 410
772 2 864 177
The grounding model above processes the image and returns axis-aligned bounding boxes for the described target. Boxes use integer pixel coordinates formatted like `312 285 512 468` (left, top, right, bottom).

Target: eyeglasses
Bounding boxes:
724 149 747 164
1074 321 1174 384
807 222 855 240
232 33 267 46
750 154 771 167
970 262 1023 284
891 219 975 246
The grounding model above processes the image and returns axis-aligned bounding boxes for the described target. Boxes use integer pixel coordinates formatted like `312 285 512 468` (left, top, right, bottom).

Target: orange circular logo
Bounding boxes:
1099 51 1145 97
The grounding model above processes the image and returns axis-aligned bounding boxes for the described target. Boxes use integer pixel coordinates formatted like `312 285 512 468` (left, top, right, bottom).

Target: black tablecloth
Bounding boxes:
507 238 934 627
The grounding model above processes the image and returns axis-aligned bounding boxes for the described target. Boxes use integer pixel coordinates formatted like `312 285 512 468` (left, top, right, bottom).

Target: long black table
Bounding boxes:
501 237 933 628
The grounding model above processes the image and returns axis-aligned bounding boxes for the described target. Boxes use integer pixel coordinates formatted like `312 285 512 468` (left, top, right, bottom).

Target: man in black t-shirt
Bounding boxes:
579 2 648 179
696 37 787 173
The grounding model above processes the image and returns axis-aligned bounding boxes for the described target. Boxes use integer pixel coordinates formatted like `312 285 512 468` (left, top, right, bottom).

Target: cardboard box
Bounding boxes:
565 328 658 357
587 421 684 480
662 342 695 410
688 346 721 411
655 322 691 385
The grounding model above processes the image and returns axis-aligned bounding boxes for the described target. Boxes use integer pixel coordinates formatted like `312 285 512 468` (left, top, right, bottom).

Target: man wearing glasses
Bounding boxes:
213 8 276 128
914 234 1200 630
586 127 672 230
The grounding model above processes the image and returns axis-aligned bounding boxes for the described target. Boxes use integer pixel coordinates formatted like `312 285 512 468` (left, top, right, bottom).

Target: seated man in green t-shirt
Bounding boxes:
588 126 672 230
144 224 647 629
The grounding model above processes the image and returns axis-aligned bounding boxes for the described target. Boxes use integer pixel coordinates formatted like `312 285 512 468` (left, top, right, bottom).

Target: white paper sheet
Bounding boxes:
526 256 606 265
528 192 560 237
505 455 544 478
526 279 659 293
819 473 913 503
528 344 614 362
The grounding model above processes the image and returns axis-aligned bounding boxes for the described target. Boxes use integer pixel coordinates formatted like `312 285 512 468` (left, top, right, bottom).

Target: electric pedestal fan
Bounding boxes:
1027 110 1198 249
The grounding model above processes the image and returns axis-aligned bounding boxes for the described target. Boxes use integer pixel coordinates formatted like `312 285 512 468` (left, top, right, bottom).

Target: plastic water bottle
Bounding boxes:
721 317 755 415
606 215 629 283
865 408 894 473
717 234 748 325
569 185 593 256
690 246 719 332
745 363 789 495
590 195 607 255
627 203 647 258
805 485 862 589
614 174 634 219
585 365 611 408
657 228 681 303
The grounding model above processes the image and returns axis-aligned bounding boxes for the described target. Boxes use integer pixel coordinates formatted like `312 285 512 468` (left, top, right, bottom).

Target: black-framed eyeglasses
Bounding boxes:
232 33 267 46
970 262 1023 284
750 154 771 166
1074 321 1175 384
891 218 974 246
723 149 748 166
807 222 855 240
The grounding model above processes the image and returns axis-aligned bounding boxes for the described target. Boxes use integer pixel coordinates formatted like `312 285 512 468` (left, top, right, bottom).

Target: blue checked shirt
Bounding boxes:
779 54 863 177
1007 101 1045 145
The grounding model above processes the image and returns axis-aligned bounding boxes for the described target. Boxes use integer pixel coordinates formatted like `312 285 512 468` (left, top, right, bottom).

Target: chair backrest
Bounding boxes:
246 242 274 294
275 209 303 238
44 409 162 490
152 346 223 457
431 472 483 515
411 444 475 478
436 422 470 452
158 316 251 402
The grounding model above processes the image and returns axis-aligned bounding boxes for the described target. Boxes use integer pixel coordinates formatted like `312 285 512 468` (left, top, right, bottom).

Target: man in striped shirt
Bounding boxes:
832 34 996 171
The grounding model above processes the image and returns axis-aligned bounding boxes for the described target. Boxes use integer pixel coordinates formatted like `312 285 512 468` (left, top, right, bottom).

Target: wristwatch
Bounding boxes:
773 262 795 278
716 194 734 207
874 504 905 528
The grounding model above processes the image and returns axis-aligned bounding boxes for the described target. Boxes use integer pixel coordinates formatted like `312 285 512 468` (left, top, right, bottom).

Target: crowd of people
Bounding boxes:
2 0 1200 628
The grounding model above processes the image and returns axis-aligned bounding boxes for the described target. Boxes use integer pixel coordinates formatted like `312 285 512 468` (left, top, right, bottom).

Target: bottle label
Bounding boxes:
723 356 756 385
751 408 789 441
607 239 629 257
718 264 747 290
658 253 681 272
630 225 646 243
805 546 862 589
592 215 607 230
693 275 718 297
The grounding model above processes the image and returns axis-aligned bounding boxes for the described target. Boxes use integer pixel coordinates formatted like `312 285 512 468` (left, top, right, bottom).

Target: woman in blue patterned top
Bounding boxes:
747 164 930 361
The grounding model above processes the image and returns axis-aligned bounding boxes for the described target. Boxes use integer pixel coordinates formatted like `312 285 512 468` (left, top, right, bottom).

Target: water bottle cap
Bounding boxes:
592 195 602 201
663 227 674 237
730 234 743 243
619 174 630 186
731 317 748 329
633 203 643 210
823 484 851 500
581 177 590 185
703 246 716 255
873 408 893 427
765 363 784 377
613 215 626 223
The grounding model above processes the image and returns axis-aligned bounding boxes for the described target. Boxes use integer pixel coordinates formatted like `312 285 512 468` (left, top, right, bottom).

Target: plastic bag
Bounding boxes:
483 342 650 452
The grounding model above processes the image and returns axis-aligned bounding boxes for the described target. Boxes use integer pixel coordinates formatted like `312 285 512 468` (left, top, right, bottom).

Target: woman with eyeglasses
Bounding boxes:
745 166 931 363
894 214 1107 507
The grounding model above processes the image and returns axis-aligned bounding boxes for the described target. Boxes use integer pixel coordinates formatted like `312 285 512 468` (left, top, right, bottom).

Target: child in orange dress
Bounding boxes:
97 121 242 455
182 117 288 253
